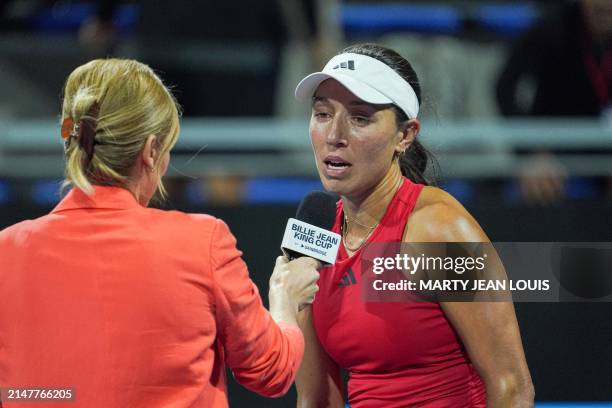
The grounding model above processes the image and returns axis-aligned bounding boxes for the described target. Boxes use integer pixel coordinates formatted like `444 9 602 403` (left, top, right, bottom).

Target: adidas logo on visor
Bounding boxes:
332 60 355 70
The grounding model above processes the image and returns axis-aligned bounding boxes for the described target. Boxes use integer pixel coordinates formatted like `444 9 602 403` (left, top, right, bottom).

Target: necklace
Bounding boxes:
342 214 377 253
341 176 403 253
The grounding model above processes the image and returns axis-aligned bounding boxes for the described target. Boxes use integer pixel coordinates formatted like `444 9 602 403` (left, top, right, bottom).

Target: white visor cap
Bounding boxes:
295 52 419 119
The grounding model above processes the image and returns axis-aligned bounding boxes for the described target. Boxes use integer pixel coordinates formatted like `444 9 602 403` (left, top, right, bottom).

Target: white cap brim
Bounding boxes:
294 52 420 118
295 72 394 105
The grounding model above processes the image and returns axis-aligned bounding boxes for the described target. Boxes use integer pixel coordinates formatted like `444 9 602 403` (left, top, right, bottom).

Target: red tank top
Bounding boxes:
312 178 486 407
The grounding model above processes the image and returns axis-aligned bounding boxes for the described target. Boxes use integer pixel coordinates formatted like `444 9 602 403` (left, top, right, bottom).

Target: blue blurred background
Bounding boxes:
1 0 611 406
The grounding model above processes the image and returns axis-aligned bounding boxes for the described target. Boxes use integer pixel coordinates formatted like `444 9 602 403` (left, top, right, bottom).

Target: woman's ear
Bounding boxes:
395 119 420 154
141 135 158 171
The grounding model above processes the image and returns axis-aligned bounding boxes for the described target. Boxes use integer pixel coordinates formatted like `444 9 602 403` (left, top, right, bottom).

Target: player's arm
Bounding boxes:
406 187 535 407
295 306 345 408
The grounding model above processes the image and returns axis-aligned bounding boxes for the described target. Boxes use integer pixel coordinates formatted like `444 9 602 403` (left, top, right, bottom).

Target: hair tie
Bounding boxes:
61 102 100 164
77 102 100 165
61 117 74 141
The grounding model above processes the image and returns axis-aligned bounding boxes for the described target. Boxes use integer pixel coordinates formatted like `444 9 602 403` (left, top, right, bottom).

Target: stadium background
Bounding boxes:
0 1 610 406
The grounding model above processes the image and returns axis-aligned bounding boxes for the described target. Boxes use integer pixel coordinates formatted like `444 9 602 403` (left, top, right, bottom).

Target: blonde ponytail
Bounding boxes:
63 87 99 195
61 59 180 198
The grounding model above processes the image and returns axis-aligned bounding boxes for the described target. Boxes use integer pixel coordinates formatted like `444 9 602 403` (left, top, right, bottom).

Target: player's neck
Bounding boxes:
342 165 403 229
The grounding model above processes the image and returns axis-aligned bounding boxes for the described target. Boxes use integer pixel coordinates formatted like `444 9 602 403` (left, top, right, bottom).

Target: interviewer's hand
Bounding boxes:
269 256 321 326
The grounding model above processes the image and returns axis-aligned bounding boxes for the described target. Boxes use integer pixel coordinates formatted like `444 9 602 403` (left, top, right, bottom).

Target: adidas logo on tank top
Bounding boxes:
337 267 357 287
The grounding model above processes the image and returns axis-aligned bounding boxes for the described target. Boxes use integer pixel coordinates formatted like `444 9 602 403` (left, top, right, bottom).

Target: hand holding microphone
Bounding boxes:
269 256 321 325
269 191 340 325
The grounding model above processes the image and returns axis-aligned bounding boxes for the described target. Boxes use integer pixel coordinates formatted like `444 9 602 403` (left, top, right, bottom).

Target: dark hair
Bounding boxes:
341 43 437 186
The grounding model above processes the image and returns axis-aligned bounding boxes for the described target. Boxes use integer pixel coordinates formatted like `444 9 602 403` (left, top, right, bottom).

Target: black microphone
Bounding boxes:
281 191 340 265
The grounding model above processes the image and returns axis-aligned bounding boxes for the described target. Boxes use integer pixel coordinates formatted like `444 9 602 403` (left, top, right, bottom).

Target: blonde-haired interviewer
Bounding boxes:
0 59 320 407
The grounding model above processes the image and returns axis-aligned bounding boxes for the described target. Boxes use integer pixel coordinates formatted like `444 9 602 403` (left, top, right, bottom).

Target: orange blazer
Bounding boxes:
0 186 303 407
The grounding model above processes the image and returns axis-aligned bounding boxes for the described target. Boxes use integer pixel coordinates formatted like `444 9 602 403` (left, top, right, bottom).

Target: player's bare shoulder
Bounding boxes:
405 186 488 242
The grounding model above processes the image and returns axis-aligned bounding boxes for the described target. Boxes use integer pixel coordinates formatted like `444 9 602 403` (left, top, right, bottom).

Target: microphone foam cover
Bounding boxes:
295 191 338 231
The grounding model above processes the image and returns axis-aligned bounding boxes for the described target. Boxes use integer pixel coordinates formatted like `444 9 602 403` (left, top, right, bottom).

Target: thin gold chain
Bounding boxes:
342 214 377 253
341 176 403 253
345 213 377 229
